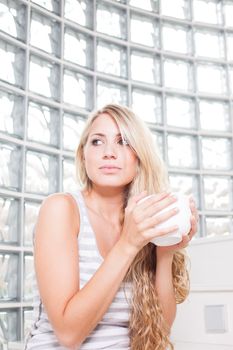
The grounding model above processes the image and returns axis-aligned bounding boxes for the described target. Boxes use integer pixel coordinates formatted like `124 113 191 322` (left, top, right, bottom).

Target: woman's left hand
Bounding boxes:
156 197 199 256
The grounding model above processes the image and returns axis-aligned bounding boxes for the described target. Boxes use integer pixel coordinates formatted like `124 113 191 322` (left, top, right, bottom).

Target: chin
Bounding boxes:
92 179 132 189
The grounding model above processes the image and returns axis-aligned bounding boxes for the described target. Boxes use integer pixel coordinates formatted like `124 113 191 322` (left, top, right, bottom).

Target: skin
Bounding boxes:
34 113 198 348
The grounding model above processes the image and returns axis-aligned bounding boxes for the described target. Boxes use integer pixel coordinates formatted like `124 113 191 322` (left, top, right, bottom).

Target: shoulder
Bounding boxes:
40 192 77 215
38 192 80 233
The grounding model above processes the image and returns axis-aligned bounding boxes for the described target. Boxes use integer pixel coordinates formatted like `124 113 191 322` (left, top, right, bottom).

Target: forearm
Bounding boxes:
58 240 137 347
155 251 176 328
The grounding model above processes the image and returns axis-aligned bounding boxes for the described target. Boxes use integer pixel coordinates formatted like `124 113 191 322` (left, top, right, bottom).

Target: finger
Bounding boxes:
137 192 171 210
173 235 190 249
189 200 199 218
190 216 198 237
127 191 147 211
189 202 199 229
142 194 177 216
146 225 179 241
139 206 179 231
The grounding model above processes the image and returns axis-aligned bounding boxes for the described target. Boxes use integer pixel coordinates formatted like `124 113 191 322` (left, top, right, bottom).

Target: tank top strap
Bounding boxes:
66 190 87 238
66 191 102 260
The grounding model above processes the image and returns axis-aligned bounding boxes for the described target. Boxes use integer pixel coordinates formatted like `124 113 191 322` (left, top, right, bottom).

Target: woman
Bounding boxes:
25 104 198 350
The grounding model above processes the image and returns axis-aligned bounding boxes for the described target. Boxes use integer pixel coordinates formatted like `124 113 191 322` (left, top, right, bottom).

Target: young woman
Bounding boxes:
25 104 198 350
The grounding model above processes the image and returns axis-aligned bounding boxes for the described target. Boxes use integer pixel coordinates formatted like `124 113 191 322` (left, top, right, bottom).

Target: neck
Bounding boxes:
82 186 125 223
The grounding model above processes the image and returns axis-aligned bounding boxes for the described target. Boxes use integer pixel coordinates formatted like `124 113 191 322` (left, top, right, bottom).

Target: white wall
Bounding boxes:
171 235 233 350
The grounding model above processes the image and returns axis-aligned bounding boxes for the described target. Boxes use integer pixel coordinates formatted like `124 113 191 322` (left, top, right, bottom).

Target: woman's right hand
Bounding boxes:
119 191 179 253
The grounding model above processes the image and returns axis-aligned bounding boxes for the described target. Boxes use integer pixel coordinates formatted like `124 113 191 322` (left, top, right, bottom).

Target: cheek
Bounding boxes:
125 155 138 176
83 148 96 175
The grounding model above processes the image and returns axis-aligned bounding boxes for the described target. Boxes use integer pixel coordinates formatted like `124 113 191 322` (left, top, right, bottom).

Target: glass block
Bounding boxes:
199 100 230 131
0 90 24 137
193 0 222 25
63 69 92 110
24 201 41 246
30 10 60 56
0 0 26 41
166 95 195 128
0 40 25 88
97 40 127 78
203 176 232 210
24 308 34 339
169 174 199 207
0 253 18 301
167 134 197 168
229 66 233 94
161 0 190 19
97 3 126 39
162 23 191 54
0 197 19 244
130 13 159 48
29 55 60 100
131 51 160 85
24 255 34 301
0 310 18 342
25 151 58 194
64 27 93 68
129 0 158 12
63 158 77 192
206 217 232 237
27 101 59 146
224 1 233 27
0 143 22 190
97 80 127 108
63 113 85 151
164 59 193 91
132 89 161 124
64 0 92 28
226 33 233 60
197 63 226 94
201 137 232 170
194 29 224 59
32 0 60 14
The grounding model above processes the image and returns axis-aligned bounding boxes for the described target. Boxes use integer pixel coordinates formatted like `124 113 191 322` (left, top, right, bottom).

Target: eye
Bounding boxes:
91 138 103 146
118 137 129 146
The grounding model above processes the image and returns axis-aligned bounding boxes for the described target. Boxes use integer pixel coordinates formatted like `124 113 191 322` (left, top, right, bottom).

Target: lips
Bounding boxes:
99 165 121 169
99 165 122 173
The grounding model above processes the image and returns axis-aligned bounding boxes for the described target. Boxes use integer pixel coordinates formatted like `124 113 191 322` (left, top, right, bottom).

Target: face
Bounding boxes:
83 113 138 189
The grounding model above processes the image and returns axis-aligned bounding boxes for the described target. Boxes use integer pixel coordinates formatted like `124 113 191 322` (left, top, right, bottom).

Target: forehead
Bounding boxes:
89 113 119 134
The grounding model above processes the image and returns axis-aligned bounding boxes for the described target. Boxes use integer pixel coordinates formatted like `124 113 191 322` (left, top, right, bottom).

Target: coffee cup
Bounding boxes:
138 193 191 246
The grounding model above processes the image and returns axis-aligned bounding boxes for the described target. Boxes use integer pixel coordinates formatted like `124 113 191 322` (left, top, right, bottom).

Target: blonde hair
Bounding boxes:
75 104 190 350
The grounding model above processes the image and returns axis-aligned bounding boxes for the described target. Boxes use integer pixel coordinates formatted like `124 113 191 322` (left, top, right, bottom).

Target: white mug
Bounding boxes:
138 193 191 246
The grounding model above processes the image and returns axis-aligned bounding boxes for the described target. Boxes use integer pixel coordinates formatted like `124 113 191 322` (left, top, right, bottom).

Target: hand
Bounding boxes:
156 196 199 257
120 191 180 254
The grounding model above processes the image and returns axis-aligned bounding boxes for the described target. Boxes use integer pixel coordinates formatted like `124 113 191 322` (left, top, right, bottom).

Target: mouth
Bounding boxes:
99 165 121 170
99 165 122 173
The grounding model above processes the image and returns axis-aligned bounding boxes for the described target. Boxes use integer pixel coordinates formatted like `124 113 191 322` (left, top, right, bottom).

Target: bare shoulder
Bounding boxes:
37 192 80 235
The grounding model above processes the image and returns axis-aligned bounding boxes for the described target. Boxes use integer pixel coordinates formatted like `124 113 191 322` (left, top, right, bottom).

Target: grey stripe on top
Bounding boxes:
24 191 132 350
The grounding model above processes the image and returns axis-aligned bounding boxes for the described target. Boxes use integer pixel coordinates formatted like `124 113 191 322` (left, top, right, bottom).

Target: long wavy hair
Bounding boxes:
75 104 190 350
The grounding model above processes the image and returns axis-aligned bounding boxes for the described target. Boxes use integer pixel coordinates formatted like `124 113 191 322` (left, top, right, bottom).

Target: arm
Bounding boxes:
155 251 176 328
34 193 137 348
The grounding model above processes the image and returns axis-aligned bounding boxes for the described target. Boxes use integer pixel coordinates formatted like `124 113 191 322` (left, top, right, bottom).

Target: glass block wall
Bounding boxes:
0 0 233 345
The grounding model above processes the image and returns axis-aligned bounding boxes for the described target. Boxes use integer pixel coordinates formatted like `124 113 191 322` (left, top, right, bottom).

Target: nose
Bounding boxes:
103 143 117 159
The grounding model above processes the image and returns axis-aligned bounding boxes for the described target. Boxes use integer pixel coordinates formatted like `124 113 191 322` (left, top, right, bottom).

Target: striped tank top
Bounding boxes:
25 191 132 350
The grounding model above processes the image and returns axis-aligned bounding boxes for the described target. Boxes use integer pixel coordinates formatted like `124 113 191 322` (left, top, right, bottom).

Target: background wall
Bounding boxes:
0 0 233 348
172 236 233 349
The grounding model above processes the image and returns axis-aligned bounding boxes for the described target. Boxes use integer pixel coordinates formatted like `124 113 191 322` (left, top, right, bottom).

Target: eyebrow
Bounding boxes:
90 133 122 137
